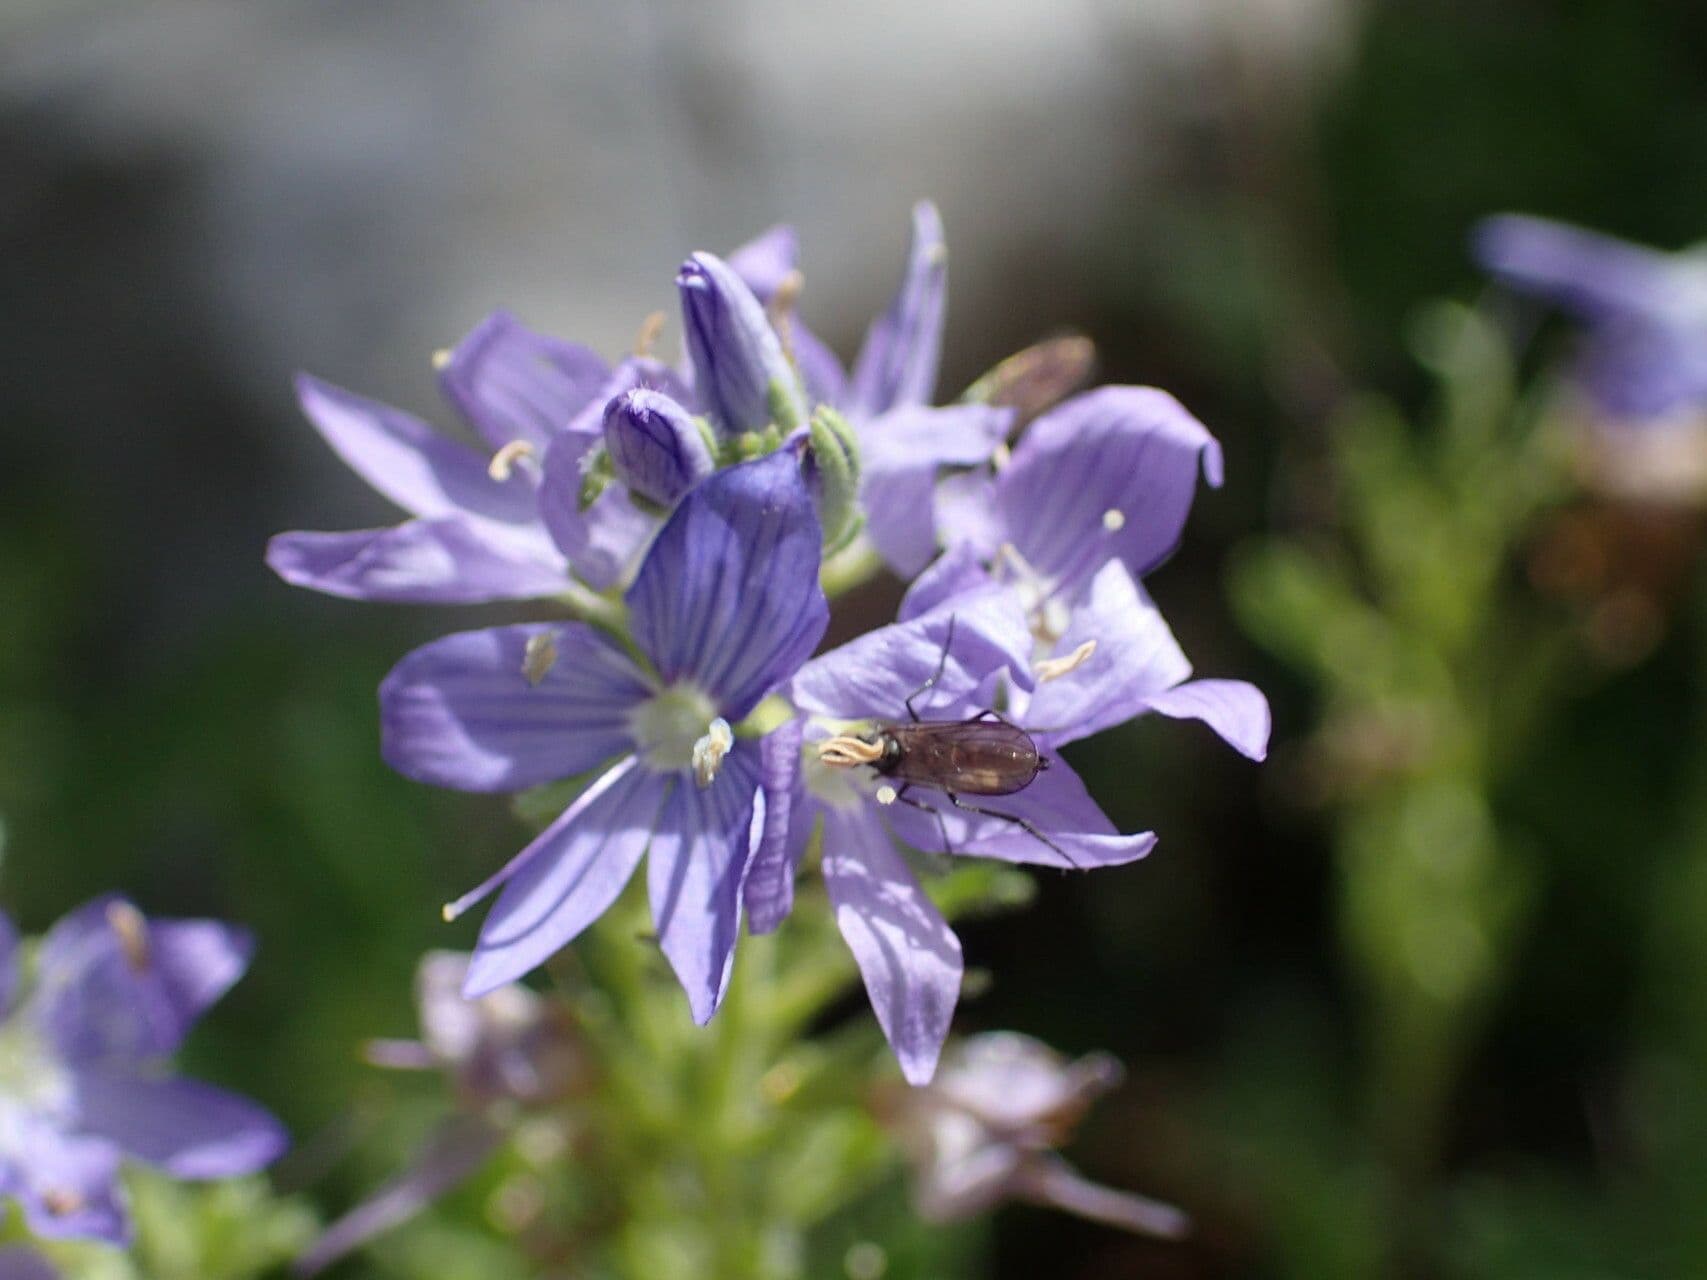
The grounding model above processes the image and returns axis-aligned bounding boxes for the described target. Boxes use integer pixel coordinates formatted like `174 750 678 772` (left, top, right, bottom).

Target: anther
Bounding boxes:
431 348 453 371
992 441 1012 471
819 736 885 768
1035 639 1097 683
874 784 898 807
691 718 734 789
767 269 805 366
488 439 537 482
926 243 949 268
1101 508 1126 532
105 900 151 972
633 311 667 358
41 1187 85 1217
521 632 558 686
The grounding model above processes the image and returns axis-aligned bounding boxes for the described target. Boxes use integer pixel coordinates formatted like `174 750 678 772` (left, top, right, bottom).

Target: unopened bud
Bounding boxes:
677 251 805 435
602 389 715 507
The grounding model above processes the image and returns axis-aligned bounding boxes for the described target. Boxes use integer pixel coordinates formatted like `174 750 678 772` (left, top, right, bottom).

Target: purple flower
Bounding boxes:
0 898 285 1246
380 450 828 1018
930 385 1223 633
0 1247 57 1280
745 591 1157 1084
1473 214 1707 422
885 1032 1188 1238
268 311 612 604
297 952 588 1276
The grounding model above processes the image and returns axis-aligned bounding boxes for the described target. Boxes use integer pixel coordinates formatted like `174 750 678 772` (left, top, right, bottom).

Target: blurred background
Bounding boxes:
4 0 1707 1275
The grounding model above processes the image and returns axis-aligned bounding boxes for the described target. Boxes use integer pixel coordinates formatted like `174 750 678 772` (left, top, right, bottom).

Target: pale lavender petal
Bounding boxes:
0 1247 58 1280
849 201 948 417
887 758 1155 871
1023 561 1192 748
437 310 609 452
464 760 666 997
381 623 647 793
910 1140 1022 1222
1471 214 1681 323
293 1115 502 1277
647 747 761 1024
937 1033 1120 1131
1142 678 1270 762
726 223 799 299
743 718 809 935
931 468 1005 564
6 1123 127 1244
897 543 997 623
35 899 253 1066
628 450 828 719
294 375 536 524
73 1073 287 1178
997 387 1221 591
266 518 567 604
791 324 849 409
537 428 660 592
677 252 804 434
792 590 1032 723
822 808 962 1085
1014 1155 1191 1239
861 404 1012 576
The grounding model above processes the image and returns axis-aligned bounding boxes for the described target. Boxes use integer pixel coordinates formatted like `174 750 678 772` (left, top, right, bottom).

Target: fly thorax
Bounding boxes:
628 684 731 786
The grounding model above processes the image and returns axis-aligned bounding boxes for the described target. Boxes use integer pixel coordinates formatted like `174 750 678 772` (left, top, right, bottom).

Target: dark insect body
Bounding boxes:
866 716 1047 796
824 616 1074 865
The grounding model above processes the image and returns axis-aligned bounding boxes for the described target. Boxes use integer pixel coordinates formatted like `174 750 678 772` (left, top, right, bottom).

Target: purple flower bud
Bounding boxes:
602 389 715 507
677 251 805 435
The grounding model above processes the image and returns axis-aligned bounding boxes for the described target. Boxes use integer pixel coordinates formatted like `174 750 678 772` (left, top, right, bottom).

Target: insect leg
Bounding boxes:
904 615 957 724
944 792 1081 869
887 783 955 857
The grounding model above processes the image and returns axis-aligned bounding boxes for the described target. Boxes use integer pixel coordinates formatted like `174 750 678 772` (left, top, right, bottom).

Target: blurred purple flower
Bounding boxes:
297 951 589 1276
1473 214 1707 422
886 1032 1188 1238
0 897 285 1247
0 1247 57 1280
380 451 828 1018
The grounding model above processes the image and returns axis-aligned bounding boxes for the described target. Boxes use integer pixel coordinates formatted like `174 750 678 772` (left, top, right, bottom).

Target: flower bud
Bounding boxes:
602 388 715 507
806 405 864 554
677 251 805 436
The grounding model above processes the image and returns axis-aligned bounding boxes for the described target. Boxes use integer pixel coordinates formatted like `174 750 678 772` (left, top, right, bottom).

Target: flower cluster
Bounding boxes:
272 203 1268 1087
0 897 285 1252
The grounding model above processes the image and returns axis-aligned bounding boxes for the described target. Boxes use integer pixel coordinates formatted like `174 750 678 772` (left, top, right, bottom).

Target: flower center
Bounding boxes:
0 1016 73 1124
629 684 725 777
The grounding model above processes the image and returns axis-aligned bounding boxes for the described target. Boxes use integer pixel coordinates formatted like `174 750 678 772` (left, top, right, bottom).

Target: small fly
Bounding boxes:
819 617 1074 864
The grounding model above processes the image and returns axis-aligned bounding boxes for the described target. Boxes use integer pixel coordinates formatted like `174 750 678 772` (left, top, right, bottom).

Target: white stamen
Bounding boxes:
1101 508 1126 532
521 632 558 686
431 348 453 371
875 784 898 807
691 718 734 789
634 310 667 358
1036 639 1097 683
488 439 537 482
767 269 805 366
105 900 150 972
926 243 949 268
992 441 1012 471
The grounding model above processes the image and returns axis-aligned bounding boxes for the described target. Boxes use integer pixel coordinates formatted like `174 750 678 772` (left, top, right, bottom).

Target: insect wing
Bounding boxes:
886 719 1042 796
